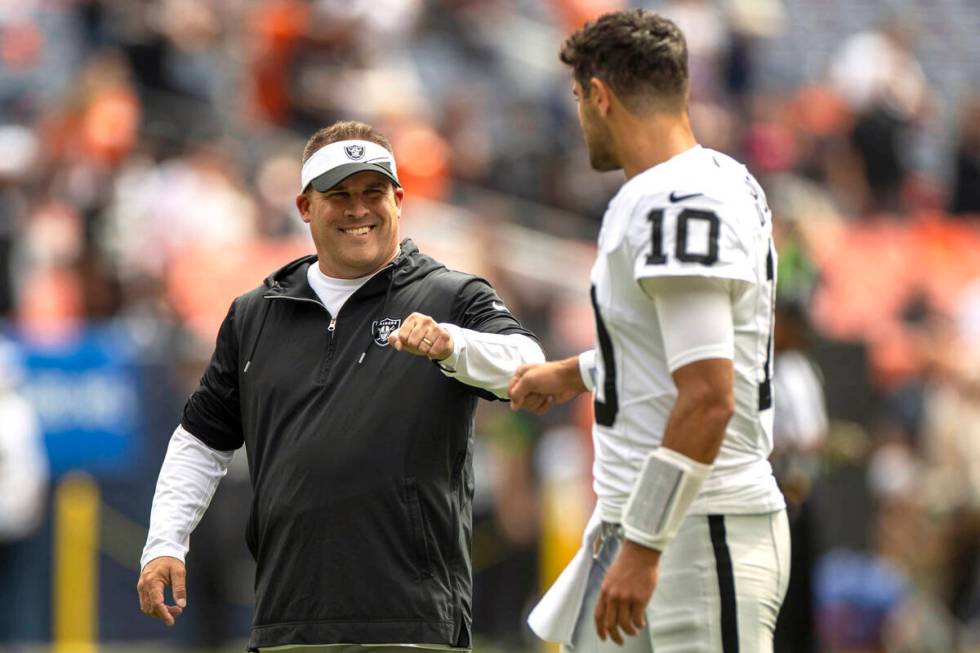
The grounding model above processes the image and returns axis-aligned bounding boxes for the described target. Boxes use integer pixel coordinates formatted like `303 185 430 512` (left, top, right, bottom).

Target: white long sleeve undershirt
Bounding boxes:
140 329 543 569
140 425 232 568
437 325 543 398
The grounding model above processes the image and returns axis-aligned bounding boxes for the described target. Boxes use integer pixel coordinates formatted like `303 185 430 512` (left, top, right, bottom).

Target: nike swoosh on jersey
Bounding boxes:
669 191 704 202
492 302 507 311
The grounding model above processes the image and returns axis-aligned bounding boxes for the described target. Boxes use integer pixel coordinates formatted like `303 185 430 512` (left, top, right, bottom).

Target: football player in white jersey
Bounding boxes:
510 9 789 652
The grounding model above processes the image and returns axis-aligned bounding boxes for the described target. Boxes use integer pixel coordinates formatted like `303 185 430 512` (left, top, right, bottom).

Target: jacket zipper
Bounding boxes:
264 294 338 384
264 261 396 382
318 317 338 383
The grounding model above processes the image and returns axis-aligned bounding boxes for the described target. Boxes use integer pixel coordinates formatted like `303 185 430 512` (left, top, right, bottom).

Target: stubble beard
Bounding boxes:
588 143 620 171
585 123 620 172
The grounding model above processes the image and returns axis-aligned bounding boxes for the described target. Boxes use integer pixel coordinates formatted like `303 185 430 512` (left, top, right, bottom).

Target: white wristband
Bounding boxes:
622 447 712 551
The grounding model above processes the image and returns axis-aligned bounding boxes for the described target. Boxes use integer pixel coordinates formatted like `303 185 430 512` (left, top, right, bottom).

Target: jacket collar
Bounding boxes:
264 239 422 302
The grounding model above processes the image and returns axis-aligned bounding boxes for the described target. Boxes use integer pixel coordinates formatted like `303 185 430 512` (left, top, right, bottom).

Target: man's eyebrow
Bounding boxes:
326 182 386 194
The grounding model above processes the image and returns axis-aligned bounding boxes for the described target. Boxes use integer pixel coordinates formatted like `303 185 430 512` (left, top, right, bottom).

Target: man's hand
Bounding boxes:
137 556 187 626
388 312 453 361
508 358 586 414
595 540 660 645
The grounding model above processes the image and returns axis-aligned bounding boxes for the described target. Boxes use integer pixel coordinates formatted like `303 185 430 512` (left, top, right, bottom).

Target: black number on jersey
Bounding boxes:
590 286 618 427
646 209 668 264
647 208 720 266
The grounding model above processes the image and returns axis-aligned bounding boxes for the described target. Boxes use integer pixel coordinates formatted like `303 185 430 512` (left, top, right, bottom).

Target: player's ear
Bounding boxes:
296 191 312 224
589 77 612 117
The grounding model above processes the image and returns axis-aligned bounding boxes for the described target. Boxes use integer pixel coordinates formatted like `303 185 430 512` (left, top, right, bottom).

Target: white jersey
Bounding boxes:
590 145 784 520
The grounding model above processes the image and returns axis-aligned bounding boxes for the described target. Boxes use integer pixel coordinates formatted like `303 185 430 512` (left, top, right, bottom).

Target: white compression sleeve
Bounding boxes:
640 276 735 371
140 425 234 569
436 325 545 399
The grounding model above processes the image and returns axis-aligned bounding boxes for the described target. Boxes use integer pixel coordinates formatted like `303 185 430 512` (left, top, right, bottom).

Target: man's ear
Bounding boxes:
393 186 404 211
296 192 312 224
589 77 613 117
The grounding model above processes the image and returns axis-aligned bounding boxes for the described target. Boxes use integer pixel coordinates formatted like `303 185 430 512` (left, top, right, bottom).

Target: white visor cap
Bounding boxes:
300 140 400 192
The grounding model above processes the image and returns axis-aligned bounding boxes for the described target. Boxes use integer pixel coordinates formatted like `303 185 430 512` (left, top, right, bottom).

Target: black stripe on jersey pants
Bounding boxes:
561 511 790 653
709 514 739 653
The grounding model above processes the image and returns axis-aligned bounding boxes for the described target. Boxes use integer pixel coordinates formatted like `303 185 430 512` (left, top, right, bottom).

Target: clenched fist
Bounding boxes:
388 312 454 361
508 357 587 414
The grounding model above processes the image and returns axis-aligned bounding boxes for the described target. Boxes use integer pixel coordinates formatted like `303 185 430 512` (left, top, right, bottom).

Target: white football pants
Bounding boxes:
563 511 790 653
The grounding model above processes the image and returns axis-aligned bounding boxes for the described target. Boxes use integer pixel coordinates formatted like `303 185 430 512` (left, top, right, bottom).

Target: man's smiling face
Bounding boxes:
297 171 404 279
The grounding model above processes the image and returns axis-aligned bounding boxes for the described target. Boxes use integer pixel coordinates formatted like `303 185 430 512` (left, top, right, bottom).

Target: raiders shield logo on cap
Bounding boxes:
344 144 365 160
372 318 401 347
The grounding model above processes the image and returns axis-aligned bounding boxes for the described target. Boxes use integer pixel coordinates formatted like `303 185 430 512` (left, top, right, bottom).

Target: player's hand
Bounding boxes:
137 556 187 626
388 312 453 361
508 360 585 414
595 540 660 645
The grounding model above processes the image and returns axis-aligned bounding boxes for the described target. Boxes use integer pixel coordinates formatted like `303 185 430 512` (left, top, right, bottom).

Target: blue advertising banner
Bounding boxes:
16 323 142 478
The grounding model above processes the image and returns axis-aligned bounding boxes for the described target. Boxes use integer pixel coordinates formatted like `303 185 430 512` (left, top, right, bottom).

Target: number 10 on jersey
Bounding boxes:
647 208 721 266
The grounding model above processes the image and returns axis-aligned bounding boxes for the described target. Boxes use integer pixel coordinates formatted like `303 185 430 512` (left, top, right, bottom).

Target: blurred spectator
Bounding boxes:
104 145 258 280
815 548 908 653
772 301 827 486
772 299 826 653
0 123 38 317
661 0 729 103
829 20 932 214
471 404 540 652
0 337 47 643
917 279 980 645
0 338 46 541
722 0 784 105
950 96 980 215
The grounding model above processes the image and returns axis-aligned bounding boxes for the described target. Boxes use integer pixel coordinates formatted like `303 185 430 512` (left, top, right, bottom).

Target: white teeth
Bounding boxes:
343 226 371 235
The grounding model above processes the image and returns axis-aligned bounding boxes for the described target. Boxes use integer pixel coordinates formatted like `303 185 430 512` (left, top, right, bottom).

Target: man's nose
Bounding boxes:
345 198 370 218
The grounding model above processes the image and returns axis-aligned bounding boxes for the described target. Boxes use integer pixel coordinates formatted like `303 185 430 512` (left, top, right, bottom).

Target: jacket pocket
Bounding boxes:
403 477 433 579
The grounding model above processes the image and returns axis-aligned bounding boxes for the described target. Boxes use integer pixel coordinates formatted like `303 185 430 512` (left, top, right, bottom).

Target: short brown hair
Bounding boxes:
559 10 688 112
302 120 393 163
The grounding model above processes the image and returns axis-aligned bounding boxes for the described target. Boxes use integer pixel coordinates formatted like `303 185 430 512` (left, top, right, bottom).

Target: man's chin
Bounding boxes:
590 157 622 172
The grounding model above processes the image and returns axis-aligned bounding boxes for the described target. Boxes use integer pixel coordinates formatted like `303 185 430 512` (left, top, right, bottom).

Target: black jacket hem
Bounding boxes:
248 619 456 649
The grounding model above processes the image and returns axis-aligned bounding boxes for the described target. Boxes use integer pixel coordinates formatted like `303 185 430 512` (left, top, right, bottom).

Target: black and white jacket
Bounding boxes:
143 240 541 650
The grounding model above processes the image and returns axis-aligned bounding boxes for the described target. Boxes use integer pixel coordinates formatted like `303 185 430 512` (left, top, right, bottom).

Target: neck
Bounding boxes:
612 110 698 179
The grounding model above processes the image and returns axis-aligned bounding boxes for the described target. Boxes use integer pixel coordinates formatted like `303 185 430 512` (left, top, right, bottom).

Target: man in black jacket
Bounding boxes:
137 120 544 652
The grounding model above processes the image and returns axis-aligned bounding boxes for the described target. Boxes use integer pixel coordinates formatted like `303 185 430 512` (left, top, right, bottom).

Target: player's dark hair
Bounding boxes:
302 120 393 163
559 9 688 112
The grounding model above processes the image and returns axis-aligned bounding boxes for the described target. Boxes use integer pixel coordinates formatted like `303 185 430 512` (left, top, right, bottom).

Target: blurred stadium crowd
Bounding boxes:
0 0 979 652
